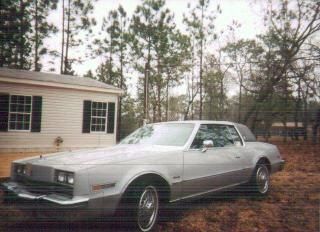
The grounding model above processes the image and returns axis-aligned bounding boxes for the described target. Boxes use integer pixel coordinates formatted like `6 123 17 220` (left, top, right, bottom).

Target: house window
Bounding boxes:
9 95 32 131
91 101 107 132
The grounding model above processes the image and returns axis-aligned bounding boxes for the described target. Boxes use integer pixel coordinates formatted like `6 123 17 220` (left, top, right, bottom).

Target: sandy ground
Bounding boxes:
0 140 319 232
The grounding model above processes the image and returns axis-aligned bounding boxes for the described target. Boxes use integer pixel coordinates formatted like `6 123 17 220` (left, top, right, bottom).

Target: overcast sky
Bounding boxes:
44 0 267 96
45 0 265 71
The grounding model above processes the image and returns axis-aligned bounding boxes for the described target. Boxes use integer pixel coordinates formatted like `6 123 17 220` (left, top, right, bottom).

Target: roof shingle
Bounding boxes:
0 68 121 91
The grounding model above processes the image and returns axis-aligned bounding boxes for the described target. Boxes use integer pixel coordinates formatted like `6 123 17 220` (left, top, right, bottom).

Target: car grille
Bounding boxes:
16 177 73 198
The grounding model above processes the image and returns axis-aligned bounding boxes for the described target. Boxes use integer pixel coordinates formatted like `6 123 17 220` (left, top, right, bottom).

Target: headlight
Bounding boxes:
67 175 74 185
57 172 67 182
55 170 74 185
15 164 26 175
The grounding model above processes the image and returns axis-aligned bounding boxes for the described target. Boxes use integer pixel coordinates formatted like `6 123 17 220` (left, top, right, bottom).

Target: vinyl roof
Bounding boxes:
155 120 236 125
0 68 121 92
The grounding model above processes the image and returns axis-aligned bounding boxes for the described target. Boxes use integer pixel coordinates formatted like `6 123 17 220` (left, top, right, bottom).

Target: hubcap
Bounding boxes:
256 166 269 194
138 186 159 232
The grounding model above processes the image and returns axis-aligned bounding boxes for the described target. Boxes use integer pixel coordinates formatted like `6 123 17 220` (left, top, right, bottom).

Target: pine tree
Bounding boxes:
130 0 190 122
183 0 221 119
60 0 96 75
31 0 58 71
0 0 32 69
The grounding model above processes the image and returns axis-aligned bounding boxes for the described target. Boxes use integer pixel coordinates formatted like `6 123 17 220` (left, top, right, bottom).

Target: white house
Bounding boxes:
0 68 123 153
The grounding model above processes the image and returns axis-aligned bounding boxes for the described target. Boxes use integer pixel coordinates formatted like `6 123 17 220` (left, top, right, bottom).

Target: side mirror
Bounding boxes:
202 140 213 152
234 141 242 147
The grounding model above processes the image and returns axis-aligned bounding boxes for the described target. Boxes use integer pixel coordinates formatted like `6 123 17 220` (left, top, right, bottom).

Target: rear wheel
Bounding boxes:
249 163 270 196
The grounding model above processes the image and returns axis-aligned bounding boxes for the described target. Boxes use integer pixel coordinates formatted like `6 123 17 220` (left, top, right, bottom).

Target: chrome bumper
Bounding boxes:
279 159 285 171
271 159 285 173
1 181 89 206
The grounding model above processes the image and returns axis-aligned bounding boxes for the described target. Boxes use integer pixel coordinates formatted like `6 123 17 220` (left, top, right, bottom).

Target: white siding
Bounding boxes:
0 81 118 153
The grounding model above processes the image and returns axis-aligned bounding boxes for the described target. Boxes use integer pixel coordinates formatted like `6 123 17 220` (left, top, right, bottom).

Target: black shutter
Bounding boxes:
31 96 42 132
107 102 115 134
82 100 92 133
0 94 9 132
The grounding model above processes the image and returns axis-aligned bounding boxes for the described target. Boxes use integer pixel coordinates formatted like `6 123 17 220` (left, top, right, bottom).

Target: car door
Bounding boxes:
182 124 246 198
226 125 253 183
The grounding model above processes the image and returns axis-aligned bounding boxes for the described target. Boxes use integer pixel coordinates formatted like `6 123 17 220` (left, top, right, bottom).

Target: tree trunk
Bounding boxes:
238 70 243 123
64 0 71 74
165 72 169 121
283 74 288 142
117 23 124 142
144 61 150 122
219 77 224 119
303 87 309 141
157 86 161 122
294 78 302 140
34 0 39 71
156 57 162 122
19 0 24 69
144 37 151 122
60 0 65 74
199 5 204 120
109 31 113 81
152 97 156 123
312 109 320 144
191 54 195 120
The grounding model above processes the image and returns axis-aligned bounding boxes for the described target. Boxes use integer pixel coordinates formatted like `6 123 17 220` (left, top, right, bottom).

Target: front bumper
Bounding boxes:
279 159 285 171
0 180 121 221
271 159 285 173
0 181 93 221
1 181 89 207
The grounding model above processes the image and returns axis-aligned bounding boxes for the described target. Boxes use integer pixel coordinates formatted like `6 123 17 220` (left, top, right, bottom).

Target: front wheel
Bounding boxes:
137 185 159 232
118 183 160 232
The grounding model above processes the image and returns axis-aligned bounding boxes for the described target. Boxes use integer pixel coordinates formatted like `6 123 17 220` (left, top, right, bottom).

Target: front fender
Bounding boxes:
87 163 180 198
120 170 172 195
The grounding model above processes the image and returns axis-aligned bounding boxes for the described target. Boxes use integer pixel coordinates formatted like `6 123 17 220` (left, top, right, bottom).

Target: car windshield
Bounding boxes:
120 123 195 146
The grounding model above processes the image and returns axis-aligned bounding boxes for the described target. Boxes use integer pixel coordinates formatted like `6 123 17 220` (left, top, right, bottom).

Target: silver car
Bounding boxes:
1 121 284 231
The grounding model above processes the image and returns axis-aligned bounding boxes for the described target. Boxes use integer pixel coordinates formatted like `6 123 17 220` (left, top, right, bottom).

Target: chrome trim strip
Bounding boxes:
181 167 252 183
170 181 247 203
18 193 45 200
42 196 89 205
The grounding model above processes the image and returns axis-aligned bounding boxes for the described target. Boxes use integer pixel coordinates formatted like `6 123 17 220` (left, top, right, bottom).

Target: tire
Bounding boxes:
117 182 160 232
249 163 270 196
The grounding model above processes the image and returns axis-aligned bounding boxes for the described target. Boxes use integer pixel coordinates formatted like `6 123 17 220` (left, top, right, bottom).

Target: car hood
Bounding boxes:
16 144 182 172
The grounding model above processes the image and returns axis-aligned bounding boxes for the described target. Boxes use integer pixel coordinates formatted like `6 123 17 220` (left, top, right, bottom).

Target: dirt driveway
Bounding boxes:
0 141 319 232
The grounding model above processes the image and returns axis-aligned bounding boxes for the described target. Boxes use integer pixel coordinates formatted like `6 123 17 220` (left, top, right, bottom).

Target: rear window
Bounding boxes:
235 124 256 142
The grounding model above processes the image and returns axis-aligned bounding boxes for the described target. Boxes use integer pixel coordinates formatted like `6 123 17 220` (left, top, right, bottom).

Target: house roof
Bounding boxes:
0 68 123 94
272 122 304 128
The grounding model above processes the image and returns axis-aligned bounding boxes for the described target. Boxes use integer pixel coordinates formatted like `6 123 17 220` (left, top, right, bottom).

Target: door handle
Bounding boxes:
234 155 241 159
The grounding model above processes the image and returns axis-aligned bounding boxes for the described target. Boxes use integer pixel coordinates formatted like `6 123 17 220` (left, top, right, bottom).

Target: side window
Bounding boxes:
190 124 213 149
227 126 243 145
236 124 256 142
214 125 234 147
190 124 242 149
